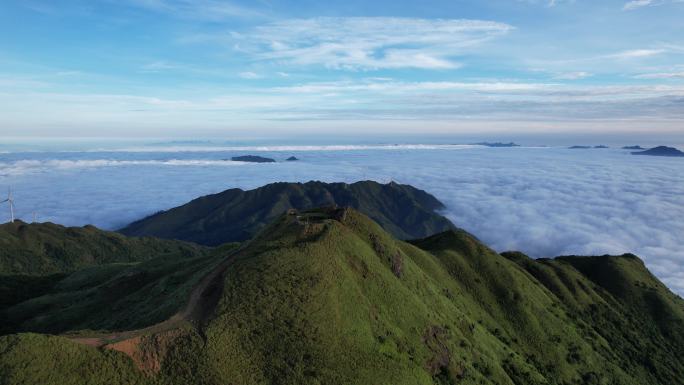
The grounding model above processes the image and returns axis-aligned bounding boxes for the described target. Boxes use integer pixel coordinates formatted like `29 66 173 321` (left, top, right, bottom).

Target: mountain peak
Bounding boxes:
119 180 456 246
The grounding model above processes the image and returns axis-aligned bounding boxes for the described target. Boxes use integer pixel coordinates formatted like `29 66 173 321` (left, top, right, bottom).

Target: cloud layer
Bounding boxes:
2 145 684 295
234 17 513 70
3 80 684 134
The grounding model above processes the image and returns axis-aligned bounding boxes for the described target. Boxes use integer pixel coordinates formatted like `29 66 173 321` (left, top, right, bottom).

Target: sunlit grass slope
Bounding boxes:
1 208 683 385
505 251 684 383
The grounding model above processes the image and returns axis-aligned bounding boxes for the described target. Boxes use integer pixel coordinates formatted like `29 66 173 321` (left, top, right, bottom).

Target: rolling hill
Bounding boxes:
2 207 683 385
0 221 219 336
0 221 206 276
119 181 456 246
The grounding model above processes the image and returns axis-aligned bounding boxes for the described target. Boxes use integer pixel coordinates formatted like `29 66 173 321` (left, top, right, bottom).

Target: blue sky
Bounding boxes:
1 0 683 138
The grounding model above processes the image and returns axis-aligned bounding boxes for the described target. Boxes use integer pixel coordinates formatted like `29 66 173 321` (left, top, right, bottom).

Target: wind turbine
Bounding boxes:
1 187 15 223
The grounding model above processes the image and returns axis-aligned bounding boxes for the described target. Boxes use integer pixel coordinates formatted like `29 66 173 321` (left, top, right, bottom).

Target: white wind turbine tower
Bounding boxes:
1 187 15 223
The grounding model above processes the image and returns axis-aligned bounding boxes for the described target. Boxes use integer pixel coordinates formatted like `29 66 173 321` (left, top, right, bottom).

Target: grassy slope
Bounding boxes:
0 334 148 385
0 221 206 275
505 252 684 384
160 209 684 385
0 221 233 336
0 243 237 335
119 181 455 245
1 209 683 385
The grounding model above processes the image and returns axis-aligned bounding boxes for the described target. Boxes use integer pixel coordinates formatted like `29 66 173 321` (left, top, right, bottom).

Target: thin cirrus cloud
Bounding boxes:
610 49 666 59
553 71 592 80
3 80 684 132
274 79 684 101
623 0 684 10
239 71 262 79
241 80 684 122
523 0 575 6
522 48 672 77
231 17 514 70
635 71 684 79
624 0 656 10
139 61 180 73
124 0 264 20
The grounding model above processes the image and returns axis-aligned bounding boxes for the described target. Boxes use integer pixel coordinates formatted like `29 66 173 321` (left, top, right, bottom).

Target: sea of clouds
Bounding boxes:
1 144 683 295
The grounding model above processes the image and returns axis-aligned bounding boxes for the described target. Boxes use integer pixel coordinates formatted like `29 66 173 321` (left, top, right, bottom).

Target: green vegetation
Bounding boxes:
0 221 230 335
0 274 65 309
0 334 147 385
0 249 233 335
0 221 206 275
1 208 683 384
506 252 684 383
119 180 456 245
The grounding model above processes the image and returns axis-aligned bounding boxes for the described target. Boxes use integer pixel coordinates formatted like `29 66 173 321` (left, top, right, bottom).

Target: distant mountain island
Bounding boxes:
473 142 521 147
286 156 299 161
622 145 645 150
119 181 456 245
230 155 276 163
632 146 684 157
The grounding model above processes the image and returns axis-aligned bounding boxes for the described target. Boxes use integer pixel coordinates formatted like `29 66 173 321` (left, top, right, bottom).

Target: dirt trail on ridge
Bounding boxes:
66 242 248 348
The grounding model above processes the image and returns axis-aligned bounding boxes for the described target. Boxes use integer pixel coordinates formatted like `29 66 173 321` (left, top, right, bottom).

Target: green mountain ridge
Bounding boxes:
119 180 456 245
0 221 220 335
0 220 206 276
1 207 683 385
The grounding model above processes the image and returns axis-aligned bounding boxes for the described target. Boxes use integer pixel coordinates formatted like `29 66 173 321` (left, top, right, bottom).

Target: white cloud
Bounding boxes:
277 80 556 94
140 61 179 73
273 79 684 100
0 75 49 89
0 159 252 176
623 0 654 10
634 71 684 79
233 17 513 70
554 71 592 80
524 47 673 76
124 0 263 20
55 70 84 77
623 0 684 10
3 80 684 133
2 146 684 295
520 0 575 7
239 71 262 79
266 80 684 122
138 60 245 78
610 49 666 59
